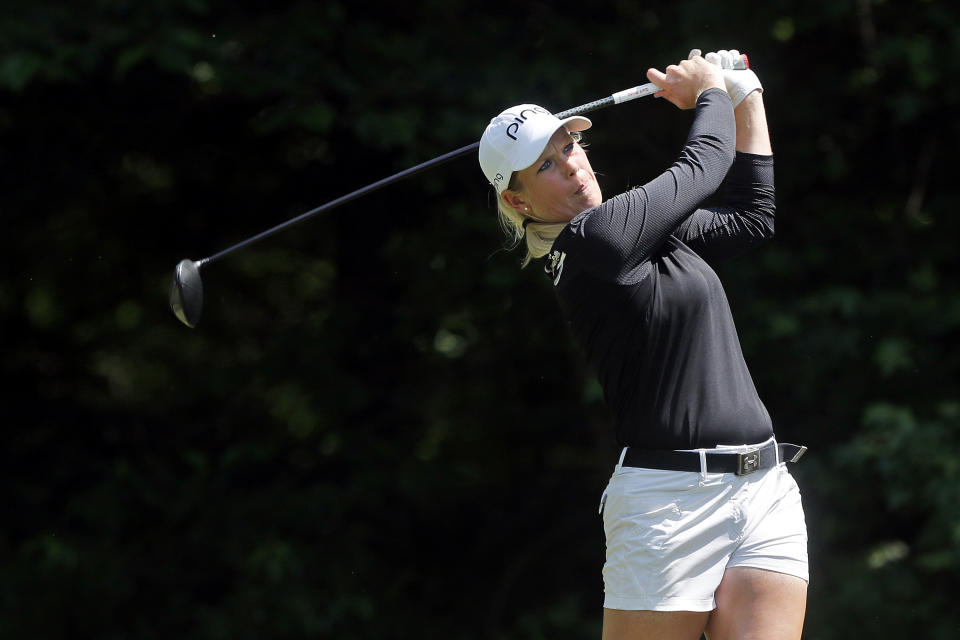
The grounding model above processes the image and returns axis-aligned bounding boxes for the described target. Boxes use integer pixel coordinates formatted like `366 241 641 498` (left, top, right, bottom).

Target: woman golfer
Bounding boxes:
478 51 808 640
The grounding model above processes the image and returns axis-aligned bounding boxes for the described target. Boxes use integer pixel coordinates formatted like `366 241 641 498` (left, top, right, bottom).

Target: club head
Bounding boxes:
169 259 204 328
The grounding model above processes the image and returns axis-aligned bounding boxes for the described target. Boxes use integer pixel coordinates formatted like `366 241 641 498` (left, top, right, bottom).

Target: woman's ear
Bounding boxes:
501 189 529 213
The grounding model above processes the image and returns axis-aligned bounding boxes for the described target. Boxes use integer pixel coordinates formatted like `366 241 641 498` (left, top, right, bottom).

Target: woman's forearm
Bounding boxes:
735 92 772 155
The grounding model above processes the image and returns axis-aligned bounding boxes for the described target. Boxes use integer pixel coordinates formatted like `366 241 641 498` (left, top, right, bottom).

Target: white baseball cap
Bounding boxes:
479 104 592 194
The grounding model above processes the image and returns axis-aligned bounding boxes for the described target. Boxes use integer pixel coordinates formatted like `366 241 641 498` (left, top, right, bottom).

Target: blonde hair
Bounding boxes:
494 129 582 268
496 198 566 268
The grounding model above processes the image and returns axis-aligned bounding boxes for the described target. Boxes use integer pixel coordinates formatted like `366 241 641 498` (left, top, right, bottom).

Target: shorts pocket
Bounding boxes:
603 493 684 552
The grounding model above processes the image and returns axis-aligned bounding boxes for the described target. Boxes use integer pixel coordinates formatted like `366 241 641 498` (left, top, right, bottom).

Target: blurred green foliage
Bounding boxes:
2 0 959 638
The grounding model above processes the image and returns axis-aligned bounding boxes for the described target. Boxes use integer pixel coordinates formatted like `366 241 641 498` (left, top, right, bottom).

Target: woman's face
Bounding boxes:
503 127 602 223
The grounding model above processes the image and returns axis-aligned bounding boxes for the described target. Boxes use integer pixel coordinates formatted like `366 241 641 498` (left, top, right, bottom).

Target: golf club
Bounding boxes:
169 81 665 328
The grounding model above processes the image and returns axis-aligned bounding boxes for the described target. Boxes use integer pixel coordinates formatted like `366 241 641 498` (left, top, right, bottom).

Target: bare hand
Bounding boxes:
646 56 726 110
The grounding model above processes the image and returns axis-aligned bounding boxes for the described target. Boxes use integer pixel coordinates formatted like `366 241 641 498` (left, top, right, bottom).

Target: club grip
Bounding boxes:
556 97 615 119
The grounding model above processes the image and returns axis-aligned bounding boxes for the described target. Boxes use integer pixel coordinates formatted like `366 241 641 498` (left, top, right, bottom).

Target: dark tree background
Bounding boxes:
3 1 958 638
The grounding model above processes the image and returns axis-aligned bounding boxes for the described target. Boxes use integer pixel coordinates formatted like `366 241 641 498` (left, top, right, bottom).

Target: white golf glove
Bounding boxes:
691 48 763 107
703 49 748 70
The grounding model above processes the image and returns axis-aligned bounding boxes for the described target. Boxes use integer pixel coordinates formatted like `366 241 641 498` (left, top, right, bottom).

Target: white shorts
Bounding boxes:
600 440 808 612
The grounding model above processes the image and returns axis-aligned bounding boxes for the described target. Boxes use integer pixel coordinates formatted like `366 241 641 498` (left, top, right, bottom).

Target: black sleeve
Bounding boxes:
563 88 736 283
673 152 775 263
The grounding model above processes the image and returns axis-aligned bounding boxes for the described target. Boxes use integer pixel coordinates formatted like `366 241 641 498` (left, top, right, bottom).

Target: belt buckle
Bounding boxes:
736 449 761 476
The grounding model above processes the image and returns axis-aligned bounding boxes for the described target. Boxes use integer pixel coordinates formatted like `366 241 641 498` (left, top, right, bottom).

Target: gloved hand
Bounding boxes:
688 49 763 108
690 48 763 107
703 49 749 70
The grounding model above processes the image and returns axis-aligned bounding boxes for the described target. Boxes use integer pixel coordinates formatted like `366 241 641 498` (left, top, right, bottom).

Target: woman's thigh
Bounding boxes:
602 608 709 640
704 567 807 640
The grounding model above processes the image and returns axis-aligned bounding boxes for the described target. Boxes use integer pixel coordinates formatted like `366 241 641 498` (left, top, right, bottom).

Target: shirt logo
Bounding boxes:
545 250 566 286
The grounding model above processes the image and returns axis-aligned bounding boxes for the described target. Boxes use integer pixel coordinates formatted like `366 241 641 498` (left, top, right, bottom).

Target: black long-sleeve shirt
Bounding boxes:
546 88 776 450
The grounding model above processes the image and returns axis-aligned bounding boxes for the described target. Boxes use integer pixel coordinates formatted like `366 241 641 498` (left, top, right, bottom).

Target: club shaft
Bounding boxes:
196 82 660 267
198 141 478 267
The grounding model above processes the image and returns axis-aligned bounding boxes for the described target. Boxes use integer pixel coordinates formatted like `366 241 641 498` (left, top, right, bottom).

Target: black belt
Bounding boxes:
621 442 807 476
